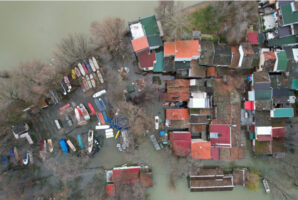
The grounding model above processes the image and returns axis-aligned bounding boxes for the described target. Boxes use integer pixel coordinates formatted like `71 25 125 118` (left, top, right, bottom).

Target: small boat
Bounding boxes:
77 134 84 150
82 62 89 74
28 151 33 164
71 69 76 80
92 57 100 70
14 147 19 162
74 107 82 122
263 179 270 193
81 77 89 90
47 139 53 152
64 76 72 92
86 75 93 89
84 60 93 73
78 63 86 76
80 104 90 121
90 74 96 88
97 70 104 84
22 151 29 165
59 139 69 154
67 139 76 152
87 130 94 153
97 112 105 125
88 102 96 114
10 149 15 161
74 67 81 77
89 58 97 72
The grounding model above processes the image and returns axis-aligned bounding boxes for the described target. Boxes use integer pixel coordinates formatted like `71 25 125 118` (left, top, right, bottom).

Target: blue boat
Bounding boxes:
94 98 106 112
9 149 15 161
77 134 84 150
59 139 69 154
102 111 109 123
83 60 93 73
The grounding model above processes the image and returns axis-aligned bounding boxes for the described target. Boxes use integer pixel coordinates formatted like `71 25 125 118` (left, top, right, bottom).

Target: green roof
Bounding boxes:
140 15 160 36
291 79 298 90
153 52 164 72
281 3 298 25
147 35 163 48
255 89 272 100
258 33 265 43
271 108 294 118
276 51 288 71
268 35 298 47
175 61 191 70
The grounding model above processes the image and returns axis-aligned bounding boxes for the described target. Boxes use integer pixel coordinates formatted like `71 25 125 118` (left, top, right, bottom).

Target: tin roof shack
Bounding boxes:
213 43 232 67
188 60 206 78
12 123 33 144
199 41 215 66
189 168 234 192
169 131 191 156
105 165 152 198
238 43 255 69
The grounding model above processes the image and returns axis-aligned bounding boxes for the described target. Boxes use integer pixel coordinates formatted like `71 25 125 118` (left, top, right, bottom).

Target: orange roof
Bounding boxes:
206 67 216 77
191 140 211 160
264 52 276 60
164 40 200 59
131 36 149 53
164 42 176 56
167 79 190 87
166 109 189 120
176 40 200 59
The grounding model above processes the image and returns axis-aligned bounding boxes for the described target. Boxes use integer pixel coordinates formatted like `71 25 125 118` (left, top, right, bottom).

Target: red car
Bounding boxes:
98 112 105 125
82 63 89 74
88 102 96 114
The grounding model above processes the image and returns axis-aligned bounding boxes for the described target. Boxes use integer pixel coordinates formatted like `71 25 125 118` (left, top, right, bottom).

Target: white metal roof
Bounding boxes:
188 97 210 108
292 48 298 63
130 22 145 40
255 126 272 136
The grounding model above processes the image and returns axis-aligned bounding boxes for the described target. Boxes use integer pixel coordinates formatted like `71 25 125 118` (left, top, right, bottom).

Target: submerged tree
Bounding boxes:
90 17 128 60
53 33 93 68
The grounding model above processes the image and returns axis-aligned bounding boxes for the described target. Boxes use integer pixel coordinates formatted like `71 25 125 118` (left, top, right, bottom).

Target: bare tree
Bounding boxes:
90 17 128 59
0 75 23 106
156 1 191 41
53 33 93 68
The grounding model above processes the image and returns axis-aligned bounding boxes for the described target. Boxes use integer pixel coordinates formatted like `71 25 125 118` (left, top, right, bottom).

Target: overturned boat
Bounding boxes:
88 130 94 153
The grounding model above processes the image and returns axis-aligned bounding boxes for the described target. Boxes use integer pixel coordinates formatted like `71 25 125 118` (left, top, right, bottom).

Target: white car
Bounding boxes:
155 116 159 130
93 89 106 98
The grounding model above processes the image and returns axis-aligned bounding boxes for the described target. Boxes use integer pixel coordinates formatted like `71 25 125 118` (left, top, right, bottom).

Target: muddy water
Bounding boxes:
89 138 271 200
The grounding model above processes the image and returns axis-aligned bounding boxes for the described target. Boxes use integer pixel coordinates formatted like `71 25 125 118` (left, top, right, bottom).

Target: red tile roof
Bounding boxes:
164 40 200 59
167 79 190 87
191 140 211 160
264 52 276 60
166 109 189 120
272 127 287 138
247 32 258 45
112 167 140 185
131 36 149 53
245 101 254 110
170 132 191 156
257 135 272 141
137 49 156 69
211 147 220 160
206 67 216 77
210 124 231 147
106 184 115 195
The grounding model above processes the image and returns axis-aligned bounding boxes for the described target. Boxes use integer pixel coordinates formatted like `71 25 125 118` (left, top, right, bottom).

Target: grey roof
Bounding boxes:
255 100 272 111
255 111 272 126
164 57 174 73
199 41 215 66
278 26 292 38
294 24 298 35
254 82 271 90
254 71 270 83
12 123 29 134
278 0 293 7
189 114 209 124
273 88 290 97
213 43 232 66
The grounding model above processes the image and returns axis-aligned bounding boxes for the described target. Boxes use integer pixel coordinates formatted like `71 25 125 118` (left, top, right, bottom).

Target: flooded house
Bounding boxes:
12 123 33 144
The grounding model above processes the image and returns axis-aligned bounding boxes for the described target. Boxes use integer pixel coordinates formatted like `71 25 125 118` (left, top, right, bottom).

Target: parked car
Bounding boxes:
65 115 73 127
54 119 62 130
93 89 106 98
155 116 159 130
